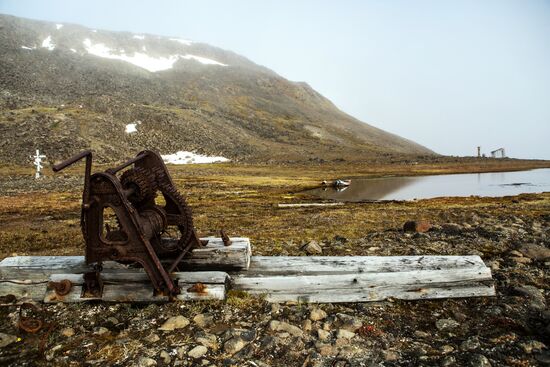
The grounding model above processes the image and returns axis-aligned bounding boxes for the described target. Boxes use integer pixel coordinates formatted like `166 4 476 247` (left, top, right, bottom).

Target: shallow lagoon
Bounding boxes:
305 168 550 202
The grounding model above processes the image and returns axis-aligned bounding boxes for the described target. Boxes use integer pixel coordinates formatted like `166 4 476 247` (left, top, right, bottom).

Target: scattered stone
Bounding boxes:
159 350 171 364
302 319 312 332
176 346 188 359
469 354 491 367
315 342 334 356
336 313 362 331
0 333 17 348
436 318 460 331
519 340 546 354
336 329 355 339
159 316 190 331
310 308 327 321
441 356 456 366
224 337 246 355
268 320 303 337
194 313 214 328
93 327 110 336
519 243 550 261
240 329 256 342
335 337 350 347
302 240 323 255
145 333 160 343
513 286 546 310
403 220 432 233
60 327 75 337
188 345 208 359
270 303 280 314
511 256 532 264
509 250 524 257
338 345 363 358
413 330 430 338
106 316 119 325
137 357 157 367
317 329 330 341
460 336 480 351
382 350 399 361
196 334 218 350
440 345 455 354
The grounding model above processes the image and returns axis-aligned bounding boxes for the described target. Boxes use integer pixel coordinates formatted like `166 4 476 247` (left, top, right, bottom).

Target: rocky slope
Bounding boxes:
0 14 434 165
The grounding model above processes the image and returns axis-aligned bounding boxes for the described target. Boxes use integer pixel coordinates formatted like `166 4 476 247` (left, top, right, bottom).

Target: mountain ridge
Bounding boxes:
0 14 435 165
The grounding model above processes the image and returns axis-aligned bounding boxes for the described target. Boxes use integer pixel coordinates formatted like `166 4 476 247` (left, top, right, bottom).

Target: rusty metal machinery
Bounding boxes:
53 150 199 297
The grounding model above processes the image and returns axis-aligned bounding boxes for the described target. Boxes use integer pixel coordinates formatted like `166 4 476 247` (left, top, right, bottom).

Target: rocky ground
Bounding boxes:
0 162 548 366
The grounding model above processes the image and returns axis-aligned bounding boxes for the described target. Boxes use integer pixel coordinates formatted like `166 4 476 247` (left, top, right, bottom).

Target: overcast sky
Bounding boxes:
2 0 549 159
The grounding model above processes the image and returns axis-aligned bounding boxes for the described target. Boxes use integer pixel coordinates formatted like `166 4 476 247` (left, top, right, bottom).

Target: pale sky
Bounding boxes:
2 0 549 159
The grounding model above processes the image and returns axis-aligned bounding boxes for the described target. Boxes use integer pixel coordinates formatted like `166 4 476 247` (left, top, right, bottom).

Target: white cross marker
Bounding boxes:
31 149 47 179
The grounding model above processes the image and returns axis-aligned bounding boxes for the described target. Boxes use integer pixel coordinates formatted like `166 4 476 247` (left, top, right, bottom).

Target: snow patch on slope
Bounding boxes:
162 151 229 164
21 45 36 50
125 123 139 134
181 54 227 66
82 38 227 71
41 36 55 50
133 35 145 40
83 38 180 72
56 24 63 30
169 38 193 46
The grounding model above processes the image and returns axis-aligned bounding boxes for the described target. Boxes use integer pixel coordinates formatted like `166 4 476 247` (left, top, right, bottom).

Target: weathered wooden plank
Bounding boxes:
180 237 251 270
0 281 47 301
0 237 250 280
261 283 496 303
240 255 487 276
43 283 226 303
233 267 495 303
277 203 344 208
43 271 228 303
233 267 492 290
49 271 229 284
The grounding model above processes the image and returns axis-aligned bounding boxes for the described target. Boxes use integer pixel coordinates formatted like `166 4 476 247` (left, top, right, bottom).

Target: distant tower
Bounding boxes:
31 149 47 179
477 146 481 158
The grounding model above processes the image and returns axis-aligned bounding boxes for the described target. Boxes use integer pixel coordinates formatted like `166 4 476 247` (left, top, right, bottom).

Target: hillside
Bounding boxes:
0 14 434 165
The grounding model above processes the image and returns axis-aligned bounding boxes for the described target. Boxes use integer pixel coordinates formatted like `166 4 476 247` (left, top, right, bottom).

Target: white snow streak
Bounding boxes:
21 46 36 50
181 54 227 66
70 48 77 53
133 35 145 40
83 38 180 72
161 151 229 164
56 24 63 30
41 36 55 50
169 38 193 46
82 38 227 72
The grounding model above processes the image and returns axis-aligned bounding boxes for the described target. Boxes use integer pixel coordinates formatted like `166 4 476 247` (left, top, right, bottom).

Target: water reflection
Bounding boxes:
303 168 550 202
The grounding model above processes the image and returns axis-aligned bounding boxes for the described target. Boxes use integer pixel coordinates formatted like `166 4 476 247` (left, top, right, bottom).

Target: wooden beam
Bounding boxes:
0 237 250 280
233 267 495 303
277 203 344 208
239 255 488 276
0 271 229 303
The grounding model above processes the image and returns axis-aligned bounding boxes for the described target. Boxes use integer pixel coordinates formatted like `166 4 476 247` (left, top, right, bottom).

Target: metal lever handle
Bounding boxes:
52 150 93 209
52 150 92 172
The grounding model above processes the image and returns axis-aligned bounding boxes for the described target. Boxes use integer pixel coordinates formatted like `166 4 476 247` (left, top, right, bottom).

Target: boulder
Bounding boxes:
403 220 432 233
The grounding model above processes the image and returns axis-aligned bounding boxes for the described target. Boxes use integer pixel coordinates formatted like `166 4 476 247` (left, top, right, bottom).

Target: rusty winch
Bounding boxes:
53 150 200 297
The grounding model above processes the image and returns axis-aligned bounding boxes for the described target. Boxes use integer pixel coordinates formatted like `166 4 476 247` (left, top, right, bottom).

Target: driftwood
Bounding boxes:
0 237 250 281
0 238 496 303
0 271 228 302
231 255 495 303
277 203 344 208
